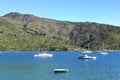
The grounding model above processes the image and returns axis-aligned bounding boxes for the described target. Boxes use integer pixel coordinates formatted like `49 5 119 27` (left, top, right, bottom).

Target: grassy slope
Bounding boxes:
0 18 74 50
1 12 120 51
69 22 120 50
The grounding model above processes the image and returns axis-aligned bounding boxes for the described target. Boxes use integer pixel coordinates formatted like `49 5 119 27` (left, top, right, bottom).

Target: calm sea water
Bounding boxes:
0 51 120 80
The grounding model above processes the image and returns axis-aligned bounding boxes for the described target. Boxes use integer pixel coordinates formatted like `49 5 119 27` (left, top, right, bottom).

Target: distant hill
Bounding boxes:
69 22 120 50
0 12 120 50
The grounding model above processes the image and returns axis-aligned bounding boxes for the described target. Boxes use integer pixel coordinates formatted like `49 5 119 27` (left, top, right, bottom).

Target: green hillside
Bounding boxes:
70 22 120 50
0 12 120 51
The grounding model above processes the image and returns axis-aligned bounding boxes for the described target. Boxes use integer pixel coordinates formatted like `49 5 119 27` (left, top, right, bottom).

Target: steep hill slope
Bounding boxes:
70 22 120 50
0 15 73 50
3 12 75 40
0 12 120 50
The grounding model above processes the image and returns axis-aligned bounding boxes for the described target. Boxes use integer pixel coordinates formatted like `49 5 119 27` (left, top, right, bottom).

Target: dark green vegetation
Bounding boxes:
0 12 120 51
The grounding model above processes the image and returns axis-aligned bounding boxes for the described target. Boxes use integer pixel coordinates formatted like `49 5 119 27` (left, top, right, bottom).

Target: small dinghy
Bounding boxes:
54 69 69 73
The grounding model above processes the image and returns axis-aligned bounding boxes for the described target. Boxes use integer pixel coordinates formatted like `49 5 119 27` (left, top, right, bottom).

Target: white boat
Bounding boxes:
99 42 108 55
54 69 69 73
99 52 108 55
81 44 92 54
81 50 92 54
34 53 53 58
78 55 96 59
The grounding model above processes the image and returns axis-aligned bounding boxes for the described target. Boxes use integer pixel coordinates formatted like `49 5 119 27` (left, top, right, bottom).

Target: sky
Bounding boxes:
0 0 120 26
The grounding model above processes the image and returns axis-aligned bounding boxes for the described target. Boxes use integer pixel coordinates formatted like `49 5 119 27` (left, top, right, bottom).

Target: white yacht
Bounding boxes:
99 51 108 55
78 55 96 59
34 53 53 58
81 50 92 54
100 42 108 55
81 44 92 54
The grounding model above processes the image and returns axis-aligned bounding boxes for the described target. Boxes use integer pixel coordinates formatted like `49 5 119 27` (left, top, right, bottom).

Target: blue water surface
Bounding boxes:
0 51 120 80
